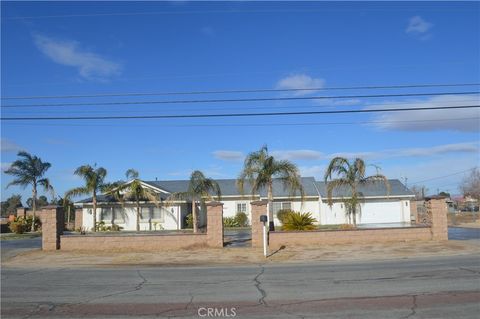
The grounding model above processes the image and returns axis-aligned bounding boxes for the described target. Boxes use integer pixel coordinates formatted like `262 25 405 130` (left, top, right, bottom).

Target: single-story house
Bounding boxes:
75 177 415 231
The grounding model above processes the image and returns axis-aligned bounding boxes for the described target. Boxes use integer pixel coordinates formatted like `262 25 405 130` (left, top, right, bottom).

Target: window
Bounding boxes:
140 207 153 221
272 202 292 214
236 202 247 213
100 207 112 221
405 202 409 207
152 207 163 221
140 206 164 222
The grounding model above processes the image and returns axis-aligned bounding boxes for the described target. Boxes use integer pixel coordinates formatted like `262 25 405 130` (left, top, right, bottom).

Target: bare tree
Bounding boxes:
409 185 429 200
459 168 480 200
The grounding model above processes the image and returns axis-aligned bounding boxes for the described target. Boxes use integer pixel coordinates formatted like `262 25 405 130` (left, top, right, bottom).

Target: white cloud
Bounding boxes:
213 150 244 161
299 165 325 178
271 150 323 161
368 94 480 132
33 33 122 81
1 138 23 153
329 142 479 160
1 162 12 172
406 16 433 34
276 74 325 96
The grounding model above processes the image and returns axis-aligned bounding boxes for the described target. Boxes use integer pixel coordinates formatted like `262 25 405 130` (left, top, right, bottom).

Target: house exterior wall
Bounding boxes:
319 198 412 225
81 203 185 231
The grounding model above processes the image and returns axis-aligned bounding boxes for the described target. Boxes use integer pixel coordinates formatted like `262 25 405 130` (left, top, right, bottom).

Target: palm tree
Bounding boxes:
5 151 53 232
65 165 108 232
169 170 221 233
237 145 304 231
108 169 159 231
324 157 390 227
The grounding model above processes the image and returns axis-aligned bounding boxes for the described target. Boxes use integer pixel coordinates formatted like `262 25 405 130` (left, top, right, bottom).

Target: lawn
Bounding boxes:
0 232 41 240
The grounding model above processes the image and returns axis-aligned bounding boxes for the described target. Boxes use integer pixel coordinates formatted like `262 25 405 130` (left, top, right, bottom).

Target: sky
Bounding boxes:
1 1 479 203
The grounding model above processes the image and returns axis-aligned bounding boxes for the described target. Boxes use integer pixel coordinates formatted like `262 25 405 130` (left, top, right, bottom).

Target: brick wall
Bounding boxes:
206 201 223 248
251 200 267 248
17 207 49 224
74 209 83 230
426 198 448 240
41 206 64 251
61 233 207 251
269 226 432 249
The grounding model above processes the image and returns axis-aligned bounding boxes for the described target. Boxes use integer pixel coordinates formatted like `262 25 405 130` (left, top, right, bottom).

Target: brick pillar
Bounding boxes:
410 200 418 223
16 207 27 218
426 198 448 241
251 200 268 248
74 208 83 230
206 201 223 248
42 206 64 251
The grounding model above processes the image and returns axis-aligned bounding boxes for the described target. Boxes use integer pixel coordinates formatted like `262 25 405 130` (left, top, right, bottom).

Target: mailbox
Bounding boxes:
260 215 268 223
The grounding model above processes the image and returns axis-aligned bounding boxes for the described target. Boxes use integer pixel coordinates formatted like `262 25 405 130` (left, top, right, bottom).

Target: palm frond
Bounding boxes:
326 178 350 206
65 187 89 200
324 157 349 182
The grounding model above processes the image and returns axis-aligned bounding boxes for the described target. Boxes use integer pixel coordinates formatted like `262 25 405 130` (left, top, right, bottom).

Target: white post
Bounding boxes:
263 223 268 257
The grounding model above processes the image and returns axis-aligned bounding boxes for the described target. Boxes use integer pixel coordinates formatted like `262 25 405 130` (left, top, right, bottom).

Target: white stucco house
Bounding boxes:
75 177 415 231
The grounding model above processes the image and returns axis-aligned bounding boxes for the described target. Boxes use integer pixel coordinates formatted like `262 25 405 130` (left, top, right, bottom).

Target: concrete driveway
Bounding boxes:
1 236 41 260
448 227 480 240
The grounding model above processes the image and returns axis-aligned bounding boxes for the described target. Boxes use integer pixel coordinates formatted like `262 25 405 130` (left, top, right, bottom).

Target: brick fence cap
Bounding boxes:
205 201 223 207
424 196 447 201
251 199 268 206
42 205 62 209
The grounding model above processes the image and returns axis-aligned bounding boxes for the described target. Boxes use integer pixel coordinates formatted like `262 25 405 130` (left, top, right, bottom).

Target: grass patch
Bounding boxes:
317 224 343 230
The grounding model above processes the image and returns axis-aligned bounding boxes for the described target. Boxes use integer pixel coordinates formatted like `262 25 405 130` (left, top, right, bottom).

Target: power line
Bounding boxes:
2 91 478 108
4 98 479 115
409 167 477 185
2 83 479 100
1 105 478 121
2 116 477 128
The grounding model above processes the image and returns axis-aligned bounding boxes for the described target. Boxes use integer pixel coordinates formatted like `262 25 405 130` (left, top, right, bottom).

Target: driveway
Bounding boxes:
448 227 480 240
1 236 41 260
224 229 251 247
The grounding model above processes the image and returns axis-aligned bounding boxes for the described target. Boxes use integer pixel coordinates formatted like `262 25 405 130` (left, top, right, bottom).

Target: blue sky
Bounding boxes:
1 1 479 202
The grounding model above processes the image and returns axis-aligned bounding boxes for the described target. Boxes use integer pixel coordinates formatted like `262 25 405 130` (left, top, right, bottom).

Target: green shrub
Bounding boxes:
8 216 41 233
185 214 193 229
277 209 294 224
235 212 248 227
281 212 317 231
223 217 240 227
8 221 25 234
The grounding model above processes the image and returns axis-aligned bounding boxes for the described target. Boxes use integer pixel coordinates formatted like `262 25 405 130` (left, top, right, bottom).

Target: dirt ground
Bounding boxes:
3 239 479 269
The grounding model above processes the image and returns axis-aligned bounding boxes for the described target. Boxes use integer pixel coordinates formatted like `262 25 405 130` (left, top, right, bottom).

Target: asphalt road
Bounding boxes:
2 254 480 319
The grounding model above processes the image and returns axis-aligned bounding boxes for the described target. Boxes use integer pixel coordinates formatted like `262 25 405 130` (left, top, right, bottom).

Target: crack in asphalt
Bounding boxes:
403 295 418 319
459 267 480 274
253 265 267 306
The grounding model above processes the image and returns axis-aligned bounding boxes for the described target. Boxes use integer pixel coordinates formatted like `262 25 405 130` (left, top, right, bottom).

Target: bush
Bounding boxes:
223 217 240 227
185 214 193 229
8 216 41 234
281 212 317 231
93 221 123 232
9 221 25 234
235 212 248 227
277 209 294 224
339 224 355 230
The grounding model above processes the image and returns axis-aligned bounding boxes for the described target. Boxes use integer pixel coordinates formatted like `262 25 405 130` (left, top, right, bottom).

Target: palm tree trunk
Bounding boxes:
92 193 97 232
67 205 71 229
31 185 37 232
192 199 198 233
136 199 140 232
268 182 275 231
352 206 357 227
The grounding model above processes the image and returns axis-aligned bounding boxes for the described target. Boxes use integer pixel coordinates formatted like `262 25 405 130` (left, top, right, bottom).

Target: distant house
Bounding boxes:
75 178 415 231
